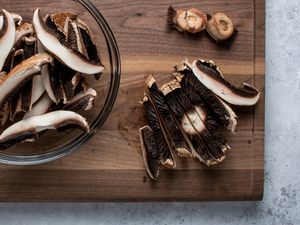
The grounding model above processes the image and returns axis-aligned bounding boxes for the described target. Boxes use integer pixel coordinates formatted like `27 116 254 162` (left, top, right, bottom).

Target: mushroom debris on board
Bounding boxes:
139 59 260 180
0 8 104 150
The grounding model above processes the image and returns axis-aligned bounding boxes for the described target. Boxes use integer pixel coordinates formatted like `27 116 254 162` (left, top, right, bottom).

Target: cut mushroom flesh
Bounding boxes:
189 59 260 106
0 9 16 71
142 95 175 168
0 53 53 109
33 8 104 74
24 92 53 119
0 110 89 150
161 81 229 165
139 125 160 180
14 22 34 47
175 65 237 132
145 75 193 158
63 87 96 111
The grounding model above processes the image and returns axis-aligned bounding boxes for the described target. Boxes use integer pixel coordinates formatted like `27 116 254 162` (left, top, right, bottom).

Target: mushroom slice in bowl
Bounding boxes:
14 23 34 49
139 125 160 180
33 8 104 74
142 95 175 168
0 101 10 126
188 59 260 106
0 9 16 71
20 80 33 112
145 75 193 158
0 110 89 150
63 87 97 111
174 65 237 132
23 92 53 119
0 53 54 109
161 81 229 165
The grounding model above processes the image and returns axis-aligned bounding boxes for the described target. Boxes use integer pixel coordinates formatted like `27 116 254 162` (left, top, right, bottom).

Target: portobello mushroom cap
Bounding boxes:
0 9 16 71
174 65 237 132
32 8 104 74
0 110 89 150
189 59 260 106
145 75 193 158
139 125 160 180
0 53 54 109
142 95 175 168
161 80 229 165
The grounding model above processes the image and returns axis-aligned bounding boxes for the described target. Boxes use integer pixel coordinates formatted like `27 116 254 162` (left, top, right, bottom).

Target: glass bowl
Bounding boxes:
0 0 120 165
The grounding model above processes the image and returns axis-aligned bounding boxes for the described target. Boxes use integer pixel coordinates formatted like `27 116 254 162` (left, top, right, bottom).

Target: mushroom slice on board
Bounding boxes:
0 110 89 150
0 53 54 109
145 75 193 158
161 81 229 165
188 59 260 106
63 87 97 111
139 125 160 180
33 8 104 74
206 13 236 42
142 95 175 168
23 92 53 119
174 65 237 132
167 6 207 33
0 9 16 71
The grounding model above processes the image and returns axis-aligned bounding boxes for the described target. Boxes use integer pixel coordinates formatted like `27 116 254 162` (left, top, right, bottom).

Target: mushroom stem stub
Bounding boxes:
32 8 105 74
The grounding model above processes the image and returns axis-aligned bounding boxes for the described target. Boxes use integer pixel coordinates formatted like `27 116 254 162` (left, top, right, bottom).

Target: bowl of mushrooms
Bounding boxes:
0 0 120 165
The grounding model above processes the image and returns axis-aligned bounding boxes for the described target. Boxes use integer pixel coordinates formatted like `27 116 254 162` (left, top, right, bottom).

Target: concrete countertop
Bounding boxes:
0 0 299 224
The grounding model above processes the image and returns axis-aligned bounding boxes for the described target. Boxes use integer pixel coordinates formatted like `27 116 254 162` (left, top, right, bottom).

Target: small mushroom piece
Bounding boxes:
32 8 104 74
14 22 34 47
206 13 235 42
174 65 237 132
189 59 260 106
145 75 193 158
0 110 89 150
63 87 97 111
23 92 52 119
167 6 207 33
0 53 54 109
161 81 229 165
142 95 175 168
0 9 16 71
139 125 160 180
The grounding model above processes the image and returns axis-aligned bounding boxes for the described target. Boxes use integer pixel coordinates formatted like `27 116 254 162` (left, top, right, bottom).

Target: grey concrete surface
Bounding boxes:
0 0 300 224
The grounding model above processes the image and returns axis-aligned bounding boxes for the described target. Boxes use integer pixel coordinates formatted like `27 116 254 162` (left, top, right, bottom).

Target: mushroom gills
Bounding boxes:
0 110 89 150
161 81 229 165
190 59 260 106
0 101 10 126
142 95 175 168
63 87 97 111
0 53 53 110
0 9 16 71
139 125 160 180
20 79 33 112
145 75 193 158
33 8 104 74
175 65 237 132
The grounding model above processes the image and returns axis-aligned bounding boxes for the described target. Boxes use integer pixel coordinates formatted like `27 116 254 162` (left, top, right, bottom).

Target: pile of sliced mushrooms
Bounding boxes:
0 8 104 150
140 59 260 180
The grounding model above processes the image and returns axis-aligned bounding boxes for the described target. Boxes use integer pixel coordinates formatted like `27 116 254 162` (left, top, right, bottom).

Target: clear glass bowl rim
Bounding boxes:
0 0 121 165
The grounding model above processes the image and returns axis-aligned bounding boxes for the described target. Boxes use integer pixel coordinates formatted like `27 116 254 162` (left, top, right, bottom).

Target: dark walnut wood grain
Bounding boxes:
0 0 264 201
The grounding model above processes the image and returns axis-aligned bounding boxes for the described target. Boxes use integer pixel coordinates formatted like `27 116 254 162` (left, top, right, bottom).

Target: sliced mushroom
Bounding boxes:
0 101 10 126
145 75 193 158
24 92 52 119
0 53 53 109
33 8 104 74
188 59 260 106
14 22 34 47
63 87 97 111
0 12 22 29
206 13 235 42
174 65 237 132
20 80 33 112
161 80 229 165
23 36 37 59
0 9 16 71
9 92 21 121
142 95 175 168
0 110 89 150
167 6 207 33
139 125 160 180
48 60 64 102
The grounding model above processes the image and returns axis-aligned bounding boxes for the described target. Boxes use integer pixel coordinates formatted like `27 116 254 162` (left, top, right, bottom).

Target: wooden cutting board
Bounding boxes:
0 0 264 201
